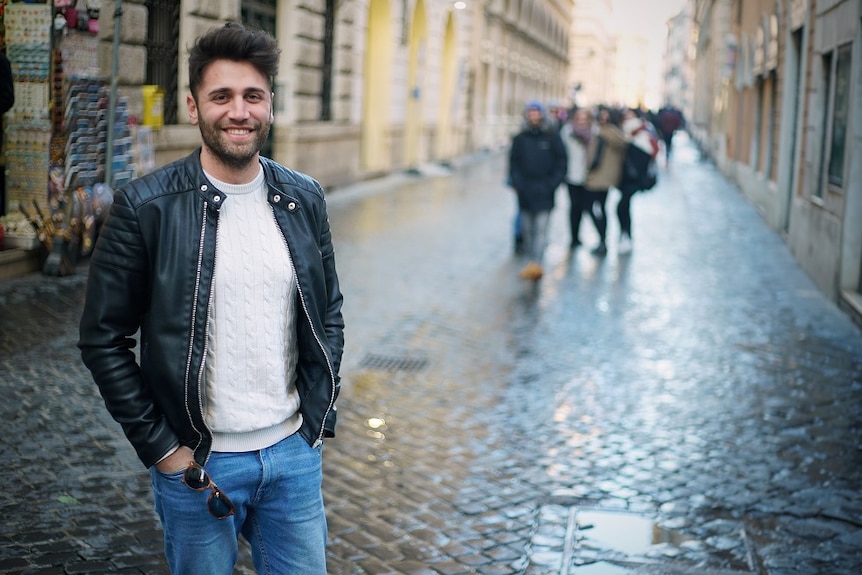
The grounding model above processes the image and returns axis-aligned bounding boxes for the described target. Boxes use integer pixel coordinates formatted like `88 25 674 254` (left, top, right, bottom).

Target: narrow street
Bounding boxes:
1 135 861 574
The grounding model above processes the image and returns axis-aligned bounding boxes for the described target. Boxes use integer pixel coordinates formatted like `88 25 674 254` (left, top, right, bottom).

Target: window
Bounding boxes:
145 0 180 124
241 0 277 157
816 51 832 198
827 44 851 187
241 0 277 35
321 0 335 121
766 70 777 180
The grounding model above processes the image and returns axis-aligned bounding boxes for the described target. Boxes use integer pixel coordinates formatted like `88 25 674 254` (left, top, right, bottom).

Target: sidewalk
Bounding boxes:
1 134 861 575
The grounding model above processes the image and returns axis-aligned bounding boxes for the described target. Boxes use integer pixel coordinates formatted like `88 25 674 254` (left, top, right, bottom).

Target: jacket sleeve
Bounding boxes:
550 132 567 188
78 191 178 468
316 185 345 437
508 135 524 191
602 125 628 149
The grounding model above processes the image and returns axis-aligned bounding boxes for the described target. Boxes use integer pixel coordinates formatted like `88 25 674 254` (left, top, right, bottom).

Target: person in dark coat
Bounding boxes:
657 104 685 161
617 107 659 253
508 100 567 280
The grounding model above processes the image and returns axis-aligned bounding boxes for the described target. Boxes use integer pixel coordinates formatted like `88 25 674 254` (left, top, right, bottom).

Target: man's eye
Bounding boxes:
246 94 262 102
212 94 229 103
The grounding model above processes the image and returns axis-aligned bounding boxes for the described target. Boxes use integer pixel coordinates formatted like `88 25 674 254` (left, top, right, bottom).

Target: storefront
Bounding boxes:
0 0 152 276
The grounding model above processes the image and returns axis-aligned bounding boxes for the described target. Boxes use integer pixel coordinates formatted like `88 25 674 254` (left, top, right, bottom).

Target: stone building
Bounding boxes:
567 0 616 108
789 0 862 324
662 0 695 120
103 0 571 188
689 0 862 327
689 0 733 167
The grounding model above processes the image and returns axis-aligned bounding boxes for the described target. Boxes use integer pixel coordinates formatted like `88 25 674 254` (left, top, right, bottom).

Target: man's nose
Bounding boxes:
227 97 250 120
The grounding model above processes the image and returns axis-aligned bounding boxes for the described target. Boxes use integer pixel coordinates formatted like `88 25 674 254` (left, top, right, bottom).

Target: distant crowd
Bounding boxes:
508 100 685 281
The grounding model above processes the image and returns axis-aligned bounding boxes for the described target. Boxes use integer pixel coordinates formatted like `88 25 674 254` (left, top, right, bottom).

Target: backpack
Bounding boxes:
622 144 658 191
640 156 657 191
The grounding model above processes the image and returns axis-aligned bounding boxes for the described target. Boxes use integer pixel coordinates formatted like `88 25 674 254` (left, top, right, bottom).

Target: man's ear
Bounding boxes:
187 94 198 125
270 92 275 120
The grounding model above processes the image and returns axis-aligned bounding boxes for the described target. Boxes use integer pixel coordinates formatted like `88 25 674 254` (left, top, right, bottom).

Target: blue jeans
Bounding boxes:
519 210 551 263
149 433 327 575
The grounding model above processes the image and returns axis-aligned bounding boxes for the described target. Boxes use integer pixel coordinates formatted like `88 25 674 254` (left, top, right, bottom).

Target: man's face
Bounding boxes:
187 59 273 175
574 109 591 129
526 108 543 126
598 109 609 125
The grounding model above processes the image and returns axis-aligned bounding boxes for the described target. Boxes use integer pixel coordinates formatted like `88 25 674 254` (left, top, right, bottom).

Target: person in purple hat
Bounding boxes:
508 100 567 280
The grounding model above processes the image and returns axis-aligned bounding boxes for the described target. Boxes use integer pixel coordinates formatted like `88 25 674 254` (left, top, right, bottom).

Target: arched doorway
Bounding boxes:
362 0 393 172
435 11 457 159
404 0 428 167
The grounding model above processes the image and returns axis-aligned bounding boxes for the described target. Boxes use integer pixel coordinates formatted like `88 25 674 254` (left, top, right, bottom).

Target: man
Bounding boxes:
657 104 685 162
508 100 567 280
79 22 344 574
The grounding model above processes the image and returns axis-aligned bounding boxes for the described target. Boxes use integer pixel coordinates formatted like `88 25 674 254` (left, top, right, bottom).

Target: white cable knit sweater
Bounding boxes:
203 165 302 453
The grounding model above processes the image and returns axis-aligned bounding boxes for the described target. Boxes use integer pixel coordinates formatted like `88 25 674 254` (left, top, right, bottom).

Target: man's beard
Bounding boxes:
198 117 271 170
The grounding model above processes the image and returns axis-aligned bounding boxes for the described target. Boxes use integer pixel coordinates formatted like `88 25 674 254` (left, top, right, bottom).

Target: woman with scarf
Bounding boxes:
561 108 595 249
584 105 627 256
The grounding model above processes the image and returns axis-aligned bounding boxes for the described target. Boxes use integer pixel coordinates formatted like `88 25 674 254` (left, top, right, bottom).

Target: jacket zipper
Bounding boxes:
270 201 337 448
185 200 215 462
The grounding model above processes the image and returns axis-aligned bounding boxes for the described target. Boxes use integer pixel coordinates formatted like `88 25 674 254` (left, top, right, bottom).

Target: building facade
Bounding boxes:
690 0 733 167
567 0 616 108
791 0 862 323
103 0 571 188
689 0 862 327
663 0 695 120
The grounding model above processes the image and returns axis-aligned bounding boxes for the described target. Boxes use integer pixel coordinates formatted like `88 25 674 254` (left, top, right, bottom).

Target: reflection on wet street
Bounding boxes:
1 135 861 574
323 135 862 574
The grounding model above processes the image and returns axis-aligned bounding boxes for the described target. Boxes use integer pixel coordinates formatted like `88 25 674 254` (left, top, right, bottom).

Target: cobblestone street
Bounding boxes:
1 135 861 574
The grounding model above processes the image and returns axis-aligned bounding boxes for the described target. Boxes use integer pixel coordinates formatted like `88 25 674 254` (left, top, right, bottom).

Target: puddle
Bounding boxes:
576 509 688 557
570 562 630 575
528 504 698 573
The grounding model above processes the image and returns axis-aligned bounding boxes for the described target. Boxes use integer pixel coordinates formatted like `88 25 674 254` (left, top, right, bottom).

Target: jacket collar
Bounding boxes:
183 149 302 214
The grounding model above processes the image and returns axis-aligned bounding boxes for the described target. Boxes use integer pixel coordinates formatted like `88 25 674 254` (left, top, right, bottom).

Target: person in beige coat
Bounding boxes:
584 106 627 255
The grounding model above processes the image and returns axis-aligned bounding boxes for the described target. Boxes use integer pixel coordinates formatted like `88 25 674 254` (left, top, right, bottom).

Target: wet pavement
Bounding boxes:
1 134 861 574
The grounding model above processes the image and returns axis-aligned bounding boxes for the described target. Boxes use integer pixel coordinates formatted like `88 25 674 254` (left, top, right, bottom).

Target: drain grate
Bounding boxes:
359 353 429 372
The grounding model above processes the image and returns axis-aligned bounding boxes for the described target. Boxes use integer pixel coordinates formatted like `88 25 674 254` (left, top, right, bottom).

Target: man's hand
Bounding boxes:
154 445 196 474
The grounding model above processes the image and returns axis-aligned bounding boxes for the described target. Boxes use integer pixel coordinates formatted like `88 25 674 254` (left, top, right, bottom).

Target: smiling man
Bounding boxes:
79 22 344 575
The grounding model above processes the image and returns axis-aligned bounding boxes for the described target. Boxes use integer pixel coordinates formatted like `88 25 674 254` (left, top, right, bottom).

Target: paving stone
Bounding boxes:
1 139 861 573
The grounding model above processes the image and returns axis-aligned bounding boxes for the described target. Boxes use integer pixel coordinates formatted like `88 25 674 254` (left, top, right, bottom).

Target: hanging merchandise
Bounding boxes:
4 2 53 217
2 0 124 275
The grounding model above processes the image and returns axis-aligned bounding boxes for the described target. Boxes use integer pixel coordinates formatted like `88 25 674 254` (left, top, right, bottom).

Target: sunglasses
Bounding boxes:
182 462 236 520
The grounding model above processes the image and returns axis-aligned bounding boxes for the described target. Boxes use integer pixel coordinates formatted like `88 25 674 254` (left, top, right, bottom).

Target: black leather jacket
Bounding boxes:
79 150 344 468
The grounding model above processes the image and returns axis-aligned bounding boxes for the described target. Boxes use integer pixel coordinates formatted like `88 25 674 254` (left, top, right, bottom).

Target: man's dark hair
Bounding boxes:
188 22 280 99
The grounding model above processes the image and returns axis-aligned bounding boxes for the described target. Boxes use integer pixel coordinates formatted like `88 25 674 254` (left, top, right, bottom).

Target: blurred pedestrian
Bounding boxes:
78 22 344 575
546 100 567 131
508 99 567 280
617 108 659 253
657 104 685 162
584 105 626 256
561 107 594 249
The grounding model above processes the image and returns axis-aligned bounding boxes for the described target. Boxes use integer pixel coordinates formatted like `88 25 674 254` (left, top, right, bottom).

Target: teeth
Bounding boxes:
227 129 250 135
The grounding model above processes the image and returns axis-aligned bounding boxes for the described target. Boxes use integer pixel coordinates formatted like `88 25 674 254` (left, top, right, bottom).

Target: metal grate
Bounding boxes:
359 353 429 372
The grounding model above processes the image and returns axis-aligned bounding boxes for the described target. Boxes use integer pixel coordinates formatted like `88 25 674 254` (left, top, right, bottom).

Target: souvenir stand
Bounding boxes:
0 0 134 275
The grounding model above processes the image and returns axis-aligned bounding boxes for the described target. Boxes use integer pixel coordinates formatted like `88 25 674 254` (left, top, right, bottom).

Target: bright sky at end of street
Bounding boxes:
610 0 688 109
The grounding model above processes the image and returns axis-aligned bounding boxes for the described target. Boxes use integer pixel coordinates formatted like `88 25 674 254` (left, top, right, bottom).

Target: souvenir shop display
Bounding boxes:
1 0 136 275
